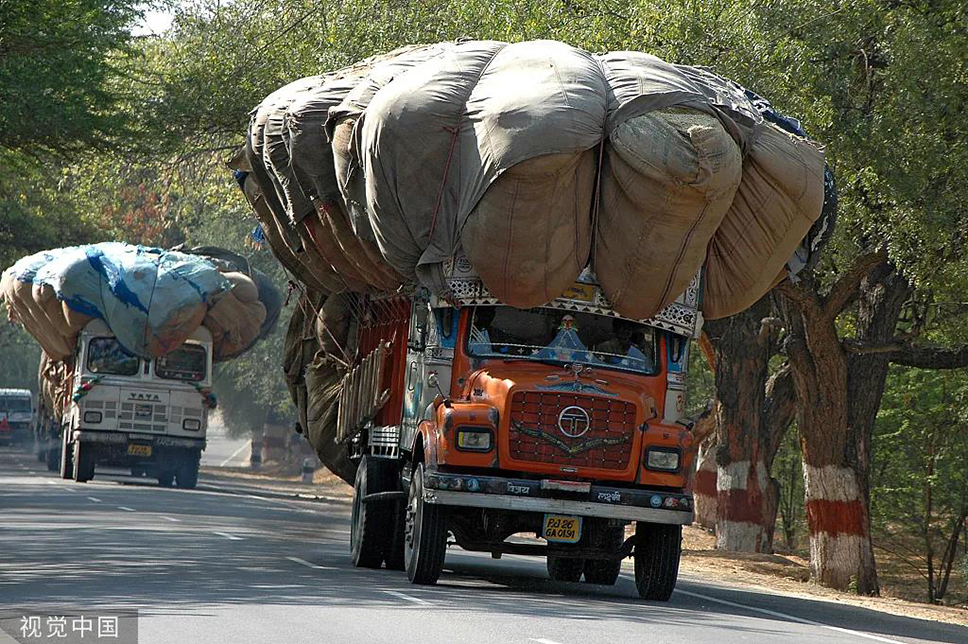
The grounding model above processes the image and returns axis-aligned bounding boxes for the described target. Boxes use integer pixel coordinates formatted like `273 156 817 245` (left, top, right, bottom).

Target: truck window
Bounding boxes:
467 306 658 376
87 338 140 376
0 397 31 413
154 344 207 382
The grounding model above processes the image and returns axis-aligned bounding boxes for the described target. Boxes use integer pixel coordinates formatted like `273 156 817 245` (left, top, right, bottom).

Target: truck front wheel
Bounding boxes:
350 455 391 568
633 522 682 601
46 443 60 472
404 463 447 585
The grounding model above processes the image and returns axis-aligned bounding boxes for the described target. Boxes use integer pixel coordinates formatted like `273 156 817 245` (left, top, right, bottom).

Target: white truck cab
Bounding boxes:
60 319 214 488
0 388 35 446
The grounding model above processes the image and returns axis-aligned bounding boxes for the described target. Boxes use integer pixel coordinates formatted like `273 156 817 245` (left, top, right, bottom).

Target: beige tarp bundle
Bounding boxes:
240 39 828 325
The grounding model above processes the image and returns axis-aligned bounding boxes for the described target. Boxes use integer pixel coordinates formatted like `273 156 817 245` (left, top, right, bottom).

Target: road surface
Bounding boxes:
1 447 964 644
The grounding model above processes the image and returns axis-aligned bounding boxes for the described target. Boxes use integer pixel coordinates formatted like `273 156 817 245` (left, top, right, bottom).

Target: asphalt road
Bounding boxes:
1 447 965 644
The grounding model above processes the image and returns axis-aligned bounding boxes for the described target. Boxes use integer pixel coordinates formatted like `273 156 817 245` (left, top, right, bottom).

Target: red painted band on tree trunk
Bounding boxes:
805 499 867 537
716 489 764 524
694 469 716 496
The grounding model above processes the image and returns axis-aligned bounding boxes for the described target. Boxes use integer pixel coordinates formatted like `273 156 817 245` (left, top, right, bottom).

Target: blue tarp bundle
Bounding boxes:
1 243 232 360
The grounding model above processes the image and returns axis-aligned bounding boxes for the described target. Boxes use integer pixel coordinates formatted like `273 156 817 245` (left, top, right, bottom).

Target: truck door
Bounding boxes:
401 300 456 453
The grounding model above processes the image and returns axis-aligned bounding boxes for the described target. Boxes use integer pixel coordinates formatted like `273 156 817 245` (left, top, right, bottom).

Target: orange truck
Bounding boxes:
341 264 699 600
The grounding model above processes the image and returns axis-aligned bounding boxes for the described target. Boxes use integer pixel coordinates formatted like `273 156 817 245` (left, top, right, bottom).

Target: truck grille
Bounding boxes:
508 391 636 470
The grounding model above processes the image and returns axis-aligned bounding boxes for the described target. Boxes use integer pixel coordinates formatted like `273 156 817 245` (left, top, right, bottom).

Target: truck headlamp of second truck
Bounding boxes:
182 418 201 431
645 447 681 472
83 411 102 424
456 427 492 452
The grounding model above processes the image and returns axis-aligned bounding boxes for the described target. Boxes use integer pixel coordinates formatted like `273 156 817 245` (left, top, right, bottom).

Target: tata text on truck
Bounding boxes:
342 263 700 600
54 319 213 488
0 388 35 447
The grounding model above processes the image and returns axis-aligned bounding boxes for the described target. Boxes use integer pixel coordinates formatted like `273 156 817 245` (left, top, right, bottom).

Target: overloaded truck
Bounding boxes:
237 39 833 598
2 243 280 486
0 388 34 447
332 265 701 598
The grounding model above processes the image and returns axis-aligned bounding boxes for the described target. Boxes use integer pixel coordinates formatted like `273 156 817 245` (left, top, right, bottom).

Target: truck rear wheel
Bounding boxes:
404 463 447 585
583 526 625 585
350 455 390 568
633 522 682 601
547 556 583 582
46 444 59 472
175 451 200 489
73 441 95 483
59 432 73 480
157 471 174 487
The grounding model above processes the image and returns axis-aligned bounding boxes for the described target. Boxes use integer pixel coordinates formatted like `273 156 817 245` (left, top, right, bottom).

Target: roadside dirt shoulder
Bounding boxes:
680 526 968 627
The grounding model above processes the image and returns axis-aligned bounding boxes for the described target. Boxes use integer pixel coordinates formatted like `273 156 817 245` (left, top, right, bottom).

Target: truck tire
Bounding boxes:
175 451 200 489
73 441 95 483
547 556 584 582
36 437 46 462
59 432 73 480
350 455 390 568
633 522 682 601
46 445 59 472
383 499 406 571
157 471 174 487
583 526 624 585
404 463 447 585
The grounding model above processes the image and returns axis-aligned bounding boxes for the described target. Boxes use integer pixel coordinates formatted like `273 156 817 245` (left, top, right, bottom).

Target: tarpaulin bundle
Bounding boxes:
1 242 281 363
237 40 832 321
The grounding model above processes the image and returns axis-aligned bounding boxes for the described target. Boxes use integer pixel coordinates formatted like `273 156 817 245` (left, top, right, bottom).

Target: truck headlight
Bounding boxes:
83 411 102 424
456 428 492 452
646 448 680 472
183 418 201 431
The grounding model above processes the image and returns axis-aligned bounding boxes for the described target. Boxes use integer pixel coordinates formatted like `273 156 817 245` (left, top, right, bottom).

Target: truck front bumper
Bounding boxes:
73 429 205 451
423 471 693 525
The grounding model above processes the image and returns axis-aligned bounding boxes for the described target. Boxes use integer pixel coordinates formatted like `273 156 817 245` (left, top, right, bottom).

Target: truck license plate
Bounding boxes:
542 514 582 543
128 443 152 457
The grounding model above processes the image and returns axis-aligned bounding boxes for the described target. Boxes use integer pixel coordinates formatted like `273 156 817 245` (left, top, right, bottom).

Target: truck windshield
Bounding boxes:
154 344 207 382
0 398 31 413
87 338 140 376
466 306 658 375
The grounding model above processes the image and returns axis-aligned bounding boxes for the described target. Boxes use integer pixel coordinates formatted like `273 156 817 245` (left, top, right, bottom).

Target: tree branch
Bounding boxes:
844 340 968 370
822 247 889 318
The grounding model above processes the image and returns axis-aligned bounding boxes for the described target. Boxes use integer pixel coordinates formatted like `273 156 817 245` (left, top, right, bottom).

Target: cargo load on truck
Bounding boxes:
0 242 280 363
237 39 833 322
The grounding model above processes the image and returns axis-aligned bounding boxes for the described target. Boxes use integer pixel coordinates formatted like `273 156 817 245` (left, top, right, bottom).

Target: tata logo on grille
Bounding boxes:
557 406 591 438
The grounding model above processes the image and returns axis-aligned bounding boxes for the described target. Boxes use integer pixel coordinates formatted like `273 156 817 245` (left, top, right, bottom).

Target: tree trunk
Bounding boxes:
778 258 909 594
694 435 718 530
705 297 793 552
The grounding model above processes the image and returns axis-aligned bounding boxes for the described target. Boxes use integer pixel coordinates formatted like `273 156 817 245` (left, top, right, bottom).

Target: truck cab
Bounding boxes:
59 319 214 488
343 263 701 600
0 388 35 447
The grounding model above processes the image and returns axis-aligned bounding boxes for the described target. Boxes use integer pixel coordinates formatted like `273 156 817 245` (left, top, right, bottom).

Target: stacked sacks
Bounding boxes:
1 243 230 361
238 39 830 322
176 246 283 361
1 243 281 363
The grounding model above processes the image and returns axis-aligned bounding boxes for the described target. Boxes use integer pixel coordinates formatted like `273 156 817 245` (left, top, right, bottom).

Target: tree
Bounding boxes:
0 0 147 157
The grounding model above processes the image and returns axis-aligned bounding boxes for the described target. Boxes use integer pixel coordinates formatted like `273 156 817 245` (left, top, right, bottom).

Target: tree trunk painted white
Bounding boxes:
715 459 776 552
693 437 717 530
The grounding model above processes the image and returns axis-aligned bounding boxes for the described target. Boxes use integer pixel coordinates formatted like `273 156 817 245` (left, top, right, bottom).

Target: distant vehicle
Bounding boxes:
42 319 213 488
0 388 34 447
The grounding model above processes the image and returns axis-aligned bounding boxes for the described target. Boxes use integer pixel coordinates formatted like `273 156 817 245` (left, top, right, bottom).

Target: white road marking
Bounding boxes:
117 506 136 512
158 516 180 522
87 496 102 503
285 556 336 571
213 531 243 541
530 639 567 644
381 590 431 605
674 588 907 644
219 440 252 467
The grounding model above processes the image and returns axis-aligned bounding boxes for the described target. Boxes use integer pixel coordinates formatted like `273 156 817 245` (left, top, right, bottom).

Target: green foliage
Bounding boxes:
873 365 968 603
0 0 148 157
